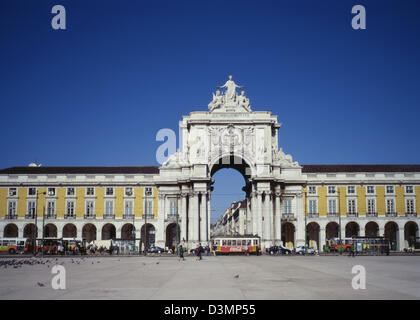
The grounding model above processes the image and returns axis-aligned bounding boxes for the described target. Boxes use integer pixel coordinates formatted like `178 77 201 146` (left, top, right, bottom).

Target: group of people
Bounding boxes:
178 243 211 261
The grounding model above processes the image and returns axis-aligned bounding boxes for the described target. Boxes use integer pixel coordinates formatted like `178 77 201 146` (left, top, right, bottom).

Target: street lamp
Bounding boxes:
303 188 307 255
143 211 147 256
337 187 342 255
34 190 46 257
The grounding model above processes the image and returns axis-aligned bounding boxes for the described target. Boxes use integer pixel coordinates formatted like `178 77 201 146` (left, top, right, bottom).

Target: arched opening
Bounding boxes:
82 223 96 242
281 222 295 248
102 223 116 240
141 223 155 250
384 222 399 251
23 224 38 239
166 223 180 251
121 223 135 240
404 221 419 249
345 222 360 238
210 155 251 238
306 222 320 250
4 224 18 238
326 222 339 240
63 224 77 238
365 221 379 237
44 224 57 238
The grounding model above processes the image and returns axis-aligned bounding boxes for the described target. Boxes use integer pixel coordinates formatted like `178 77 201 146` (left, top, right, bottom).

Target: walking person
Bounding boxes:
179 244 185 261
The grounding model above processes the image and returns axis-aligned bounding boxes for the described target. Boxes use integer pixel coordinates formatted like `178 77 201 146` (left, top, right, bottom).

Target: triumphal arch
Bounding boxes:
156 76 306 249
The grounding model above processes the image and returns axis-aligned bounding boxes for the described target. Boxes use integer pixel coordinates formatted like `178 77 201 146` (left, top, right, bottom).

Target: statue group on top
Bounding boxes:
208 75 251 112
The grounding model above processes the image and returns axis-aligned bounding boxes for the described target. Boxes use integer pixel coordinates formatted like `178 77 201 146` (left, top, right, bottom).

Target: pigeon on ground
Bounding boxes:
234 274 239 279
37 282 45 287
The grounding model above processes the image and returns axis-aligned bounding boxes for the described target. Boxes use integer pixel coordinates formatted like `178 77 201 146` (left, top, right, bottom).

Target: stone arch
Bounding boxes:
121 223 135 240
326 222 339 240
63 224 77 238
140 223 155 250
23 223 38 239
404 221 419 248
4 223 18 238
82 223 96 242
306 222 320 250
384 221 399 251
345 221 360 238
281 222 295 248
44 224 57 238
165 223 180 251
365 221 379 237
209 153 255 179
102 223 116 240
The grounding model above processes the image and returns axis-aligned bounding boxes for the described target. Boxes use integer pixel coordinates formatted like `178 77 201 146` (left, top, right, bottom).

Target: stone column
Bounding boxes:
77 228 83 239
96 228 101 241
398 227 405 251
156 194 165 248
295 193 305 247
263 192 272 248
257 191 263 238
181 193 187 244
320 227 326 252
275 192 281 245
200 192 207 244
207 192 211 242
251 191 257 235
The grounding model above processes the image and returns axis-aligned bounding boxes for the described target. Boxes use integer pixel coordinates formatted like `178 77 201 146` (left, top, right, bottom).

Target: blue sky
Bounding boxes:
1 0 419 222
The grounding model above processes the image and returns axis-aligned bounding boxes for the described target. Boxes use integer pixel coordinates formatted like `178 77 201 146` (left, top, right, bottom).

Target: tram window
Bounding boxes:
227 240 231 245
247 240 251 245
215 240 220 246
222 240 227 245
232 240 236 245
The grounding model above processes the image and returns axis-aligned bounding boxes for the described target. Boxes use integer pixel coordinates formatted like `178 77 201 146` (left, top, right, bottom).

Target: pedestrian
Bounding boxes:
179 244 185 261
206 245 210 256
199 243 203 260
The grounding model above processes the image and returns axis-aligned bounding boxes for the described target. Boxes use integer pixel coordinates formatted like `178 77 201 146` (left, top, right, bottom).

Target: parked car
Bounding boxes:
295 246 317 255
266 245 292 255
148 246 165 254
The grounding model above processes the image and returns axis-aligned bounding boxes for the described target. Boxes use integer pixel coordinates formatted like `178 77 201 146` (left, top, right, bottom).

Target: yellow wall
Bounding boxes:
134 187 143 217
56 188 66 219
357 186 366 216
0 188 6 218
36 188 46 217
318 186 326 216
153 187 158 217
416 186 420 215
376 186 385 216
17 188 27 218
115 188 124 218
76 188 85 218
338 186 346 216
95 188 104 218
395 186 405 216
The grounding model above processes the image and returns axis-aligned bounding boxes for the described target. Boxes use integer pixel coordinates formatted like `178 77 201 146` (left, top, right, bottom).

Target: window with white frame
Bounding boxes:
405 186 414 194
125 200 133 217
347 186 355 194
328 199 337 214
125 187 133 196
347 199 356 214
145 187 153 196
308 199 317 214
386 186 394 194
8 188 17 196
283 199 292 214
86 201 94 217
67 201 75 217
27 201 36 217
47 201 55 217
406 199 415 214
145 200 153 216
367 199 376 215
86 187 94 196
28 188 36 196
308 186 316 195
8 201 17 217
366 186 375 194
105 200 113 216
328 186 336 194
386 199 395 214
169 200 178 216
67 188 75 196
106 187 114 196
47 188 55 196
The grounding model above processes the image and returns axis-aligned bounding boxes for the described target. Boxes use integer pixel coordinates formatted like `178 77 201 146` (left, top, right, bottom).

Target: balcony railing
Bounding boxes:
104 214 115 219
123 213 134 219
5 214 17 219
25 213 36 219
308 213 318 218
143 213 154 219
45 213 56 219
386 212 397 217
406 212 417 218
347 212 358 217
328 212 338 217
64 214 76 219
84 214 95 219
281 213 295 220
366 212 378 217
